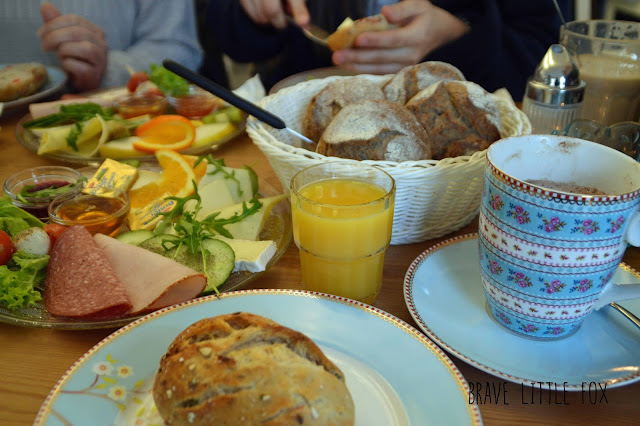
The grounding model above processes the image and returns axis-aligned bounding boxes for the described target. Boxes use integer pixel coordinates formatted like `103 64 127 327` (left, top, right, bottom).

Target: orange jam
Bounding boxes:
49 193 129 237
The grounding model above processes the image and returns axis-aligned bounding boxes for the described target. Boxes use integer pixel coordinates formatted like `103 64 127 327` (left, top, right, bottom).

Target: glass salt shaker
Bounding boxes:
522 44 585 135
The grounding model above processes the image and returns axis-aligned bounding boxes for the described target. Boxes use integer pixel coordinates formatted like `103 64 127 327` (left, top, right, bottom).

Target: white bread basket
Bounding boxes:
247 75 531 244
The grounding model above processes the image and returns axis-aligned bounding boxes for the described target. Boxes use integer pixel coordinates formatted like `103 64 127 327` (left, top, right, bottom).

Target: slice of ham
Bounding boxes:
44 226 133 319
93 234 207 314
29 97 115 119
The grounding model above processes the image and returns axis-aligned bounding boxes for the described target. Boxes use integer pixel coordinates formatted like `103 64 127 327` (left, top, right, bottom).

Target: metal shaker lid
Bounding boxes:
524 44 585 105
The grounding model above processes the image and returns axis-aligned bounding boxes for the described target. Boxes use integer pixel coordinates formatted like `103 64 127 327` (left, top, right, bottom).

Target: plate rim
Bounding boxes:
34 289 483 426
0 64 67 110
0 174 292 329
403 232 640 390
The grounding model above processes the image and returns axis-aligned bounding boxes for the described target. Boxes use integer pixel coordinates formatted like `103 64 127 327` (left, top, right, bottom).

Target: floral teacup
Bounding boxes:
479 134 640 339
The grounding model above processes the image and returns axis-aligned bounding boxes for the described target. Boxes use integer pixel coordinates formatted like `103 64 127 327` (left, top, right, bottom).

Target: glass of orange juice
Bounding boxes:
290 162 395 304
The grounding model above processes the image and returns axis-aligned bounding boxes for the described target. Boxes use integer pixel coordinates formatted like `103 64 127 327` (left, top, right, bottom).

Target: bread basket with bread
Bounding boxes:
247 65 531 244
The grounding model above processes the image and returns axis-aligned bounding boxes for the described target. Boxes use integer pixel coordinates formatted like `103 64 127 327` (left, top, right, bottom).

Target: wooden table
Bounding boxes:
1 110 639 425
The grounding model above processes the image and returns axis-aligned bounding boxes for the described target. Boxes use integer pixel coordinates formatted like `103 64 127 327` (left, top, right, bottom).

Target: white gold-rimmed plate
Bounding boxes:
404 233 640 389
34 290 482 425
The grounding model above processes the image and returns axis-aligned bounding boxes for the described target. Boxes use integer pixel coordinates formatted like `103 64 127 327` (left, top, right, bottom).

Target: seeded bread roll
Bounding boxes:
0 63 48 102
327 14 395 51
383 61 466 105
153 312 355 426
406 80 501 160
303 77 386 143
316 99 433 161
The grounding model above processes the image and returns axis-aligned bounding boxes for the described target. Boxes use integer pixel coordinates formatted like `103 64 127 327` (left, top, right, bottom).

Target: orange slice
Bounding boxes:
133 115 195 153
128 150 197 209
183 154 208 182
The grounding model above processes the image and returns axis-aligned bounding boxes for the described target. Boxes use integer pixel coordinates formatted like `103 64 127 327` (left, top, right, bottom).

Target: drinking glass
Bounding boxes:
560 20 640 125
290 163 395 304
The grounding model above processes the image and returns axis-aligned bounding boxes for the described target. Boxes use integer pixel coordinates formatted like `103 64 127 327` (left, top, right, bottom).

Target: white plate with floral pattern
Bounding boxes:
35 289 482 425
404 234 640 389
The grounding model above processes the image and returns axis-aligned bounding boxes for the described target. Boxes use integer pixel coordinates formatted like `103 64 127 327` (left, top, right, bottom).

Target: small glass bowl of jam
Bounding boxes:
168 85 220 119
115 94 167 119
48 190 130 237
4 166 84 221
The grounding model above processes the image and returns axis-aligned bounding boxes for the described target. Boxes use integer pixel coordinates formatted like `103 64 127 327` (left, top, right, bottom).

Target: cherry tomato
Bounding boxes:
127 71 150 93
43 223 67 249
0 230 13 266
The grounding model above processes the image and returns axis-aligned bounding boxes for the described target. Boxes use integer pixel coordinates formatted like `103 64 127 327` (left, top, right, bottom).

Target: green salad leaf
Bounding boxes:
148 64 190 96
0 251 49 311
0 196 44 237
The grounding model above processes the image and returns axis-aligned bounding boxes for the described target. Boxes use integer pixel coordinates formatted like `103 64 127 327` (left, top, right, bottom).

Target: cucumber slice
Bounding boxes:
137 234 180 253
138 235 235 293
115 229 154 246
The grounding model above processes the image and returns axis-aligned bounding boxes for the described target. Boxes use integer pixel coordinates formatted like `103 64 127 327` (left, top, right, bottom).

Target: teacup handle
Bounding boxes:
594 210 640 309
595 282 640 309
624 209 640 247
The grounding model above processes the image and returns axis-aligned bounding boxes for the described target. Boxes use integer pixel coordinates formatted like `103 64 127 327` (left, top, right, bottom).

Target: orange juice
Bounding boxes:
291 177 394 303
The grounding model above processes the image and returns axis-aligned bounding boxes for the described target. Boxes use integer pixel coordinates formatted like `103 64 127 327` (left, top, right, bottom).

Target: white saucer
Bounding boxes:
404 234 640 389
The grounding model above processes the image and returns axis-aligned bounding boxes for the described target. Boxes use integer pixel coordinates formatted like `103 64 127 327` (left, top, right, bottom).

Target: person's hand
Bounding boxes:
239 0 309 29
38 2 108 91
332 0 468 74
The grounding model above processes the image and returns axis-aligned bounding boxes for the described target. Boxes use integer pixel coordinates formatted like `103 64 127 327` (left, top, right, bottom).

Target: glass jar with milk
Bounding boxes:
560 20 640 125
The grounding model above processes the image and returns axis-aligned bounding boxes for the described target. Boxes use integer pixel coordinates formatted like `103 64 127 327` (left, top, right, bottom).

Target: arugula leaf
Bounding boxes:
23 102 115 129
148 64 190 96
0 251 49 311
153 182 263 293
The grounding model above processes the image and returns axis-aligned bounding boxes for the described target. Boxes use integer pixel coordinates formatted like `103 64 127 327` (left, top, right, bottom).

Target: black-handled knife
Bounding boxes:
162 59 313 145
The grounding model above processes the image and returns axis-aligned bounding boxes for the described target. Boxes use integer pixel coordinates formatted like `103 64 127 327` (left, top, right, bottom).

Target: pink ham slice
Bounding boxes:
44 225 133 319
93 234 207 314
29 98 115 119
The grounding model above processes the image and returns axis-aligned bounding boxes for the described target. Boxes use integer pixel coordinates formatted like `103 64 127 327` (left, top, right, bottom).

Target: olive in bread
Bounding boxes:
303 77 386 143
327 14 395 51
0 63 48 102
406 80 501 160
152 312 355 426
316 99 433 161
383 61 466 105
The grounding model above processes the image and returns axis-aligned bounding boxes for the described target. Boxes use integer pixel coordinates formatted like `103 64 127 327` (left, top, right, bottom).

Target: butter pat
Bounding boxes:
83 158 138 197
128 192 176 230
214 236 277 272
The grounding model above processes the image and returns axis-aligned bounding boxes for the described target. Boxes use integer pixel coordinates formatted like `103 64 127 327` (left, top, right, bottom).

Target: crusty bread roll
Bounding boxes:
406 80 501 160
153 312 355 426
316 99 433 161
327 14 395 51
303 77 386 143
383 61 466 105
0 63 48 102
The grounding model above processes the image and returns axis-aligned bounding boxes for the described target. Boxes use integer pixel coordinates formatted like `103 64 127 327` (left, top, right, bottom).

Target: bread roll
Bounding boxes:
153 312 355 426
406 80 501 160
0 63 48 102
316 99 433 161
383 61 466 104
303 77 386 143
327 14 395 51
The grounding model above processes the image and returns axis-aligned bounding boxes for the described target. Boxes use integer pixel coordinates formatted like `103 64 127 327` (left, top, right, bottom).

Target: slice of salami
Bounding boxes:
44 225 132 319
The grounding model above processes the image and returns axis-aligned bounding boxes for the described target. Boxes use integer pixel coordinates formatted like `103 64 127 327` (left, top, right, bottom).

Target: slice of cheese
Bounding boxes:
197 194 288 241
198 165 255 204
187 178 236 213
214 236 277 272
